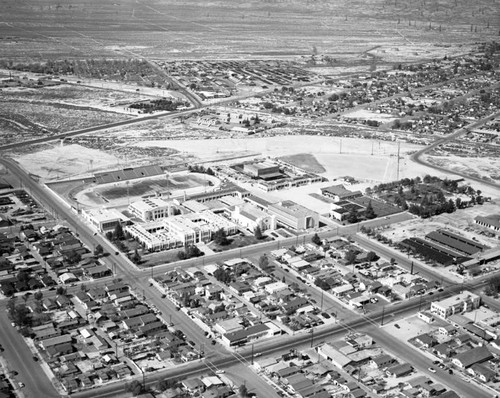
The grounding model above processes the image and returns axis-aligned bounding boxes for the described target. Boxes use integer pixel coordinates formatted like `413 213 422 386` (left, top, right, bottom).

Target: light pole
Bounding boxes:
139 367 145 388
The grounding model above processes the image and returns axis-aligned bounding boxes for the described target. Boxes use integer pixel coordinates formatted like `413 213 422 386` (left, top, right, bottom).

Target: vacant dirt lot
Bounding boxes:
0 0 497 63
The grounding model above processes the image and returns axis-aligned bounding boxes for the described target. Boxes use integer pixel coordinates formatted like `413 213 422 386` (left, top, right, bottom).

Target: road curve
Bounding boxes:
411 110 500 190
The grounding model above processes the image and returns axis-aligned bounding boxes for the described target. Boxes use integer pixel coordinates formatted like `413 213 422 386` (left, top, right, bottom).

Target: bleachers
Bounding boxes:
93 165 163 185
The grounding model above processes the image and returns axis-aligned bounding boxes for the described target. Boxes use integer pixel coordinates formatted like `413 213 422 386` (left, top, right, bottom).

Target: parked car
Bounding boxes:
428 367 436 373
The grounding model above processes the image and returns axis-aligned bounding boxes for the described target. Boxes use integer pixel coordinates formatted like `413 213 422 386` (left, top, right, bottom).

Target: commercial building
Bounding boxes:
128 197 174 222
430 291 481 319
268 200 319 231
82 208 129 233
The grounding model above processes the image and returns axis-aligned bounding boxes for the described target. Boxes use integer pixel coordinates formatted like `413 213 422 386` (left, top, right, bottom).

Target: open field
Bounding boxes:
278 153 326 174
14 144 121 180
95 173 216 201
424 154 500 185
134 135 424 180
0 85 132 145
0 0 497 64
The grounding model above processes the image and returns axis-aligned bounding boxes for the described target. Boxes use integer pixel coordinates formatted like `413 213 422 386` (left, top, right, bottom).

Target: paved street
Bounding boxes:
0 301 60 398
0 153 498 398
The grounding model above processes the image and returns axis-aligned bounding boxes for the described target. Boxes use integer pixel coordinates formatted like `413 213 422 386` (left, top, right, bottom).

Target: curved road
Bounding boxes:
411 110 500 190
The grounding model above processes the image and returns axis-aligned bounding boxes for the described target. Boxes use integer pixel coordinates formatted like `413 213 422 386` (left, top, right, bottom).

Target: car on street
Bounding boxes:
33 356 39 362
428 367 436 373
18 382 24 388
394 324 400 329
448 369 453 374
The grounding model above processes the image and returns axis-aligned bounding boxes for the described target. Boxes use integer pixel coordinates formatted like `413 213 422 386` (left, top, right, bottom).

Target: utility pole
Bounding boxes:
396 140 401 181
320 290 324 311
310 327 314 348
251 343 254 365
380 306 385 326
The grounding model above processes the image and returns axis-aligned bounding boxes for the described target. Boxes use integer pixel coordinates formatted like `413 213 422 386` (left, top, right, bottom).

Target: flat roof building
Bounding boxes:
321 185 362 202
430 291 480 319
125 211 237 251
82 208 129 232
231 203 276 232
268 200 319 231
243 161 281 179
128 197 174 222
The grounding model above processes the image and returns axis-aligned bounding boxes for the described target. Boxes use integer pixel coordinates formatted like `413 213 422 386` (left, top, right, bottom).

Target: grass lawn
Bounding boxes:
352 196 402 217
278 153 326 174
209 234 272 253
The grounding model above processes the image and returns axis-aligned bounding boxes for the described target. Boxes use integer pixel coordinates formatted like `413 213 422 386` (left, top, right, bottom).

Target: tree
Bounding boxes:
213 267 232 284
213 228 230 246
239 384 249 398
94 244 104 256
178 245 203 260
311 233 321 246
345 250 357 264
366 251 378 262
126 380 144 396
56 286 66 296
314 277 330 290
66 250 81 265
347 207 359 223
113 223 125 241
258 255 269 270
132 249 141 264
364 201 376 219
34 291 43 301
254 225 263 240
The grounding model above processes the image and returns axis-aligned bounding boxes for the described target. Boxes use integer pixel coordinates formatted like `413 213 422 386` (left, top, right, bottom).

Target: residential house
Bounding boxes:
451 346 493 369
468 363 496 382
386 363 413 378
